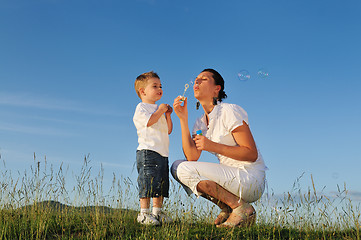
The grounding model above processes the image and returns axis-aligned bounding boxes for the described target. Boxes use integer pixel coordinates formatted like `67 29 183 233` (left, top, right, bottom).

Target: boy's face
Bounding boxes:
140 78 163 104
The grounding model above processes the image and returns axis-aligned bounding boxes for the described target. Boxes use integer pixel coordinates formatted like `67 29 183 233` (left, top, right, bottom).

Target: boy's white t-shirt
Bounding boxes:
192 102 267 172
133 102 169 157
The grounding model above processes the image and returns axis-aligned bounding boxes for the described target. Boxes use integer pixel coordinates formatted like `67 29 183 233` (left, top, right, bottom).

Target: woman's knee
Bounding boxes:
170 160 186 182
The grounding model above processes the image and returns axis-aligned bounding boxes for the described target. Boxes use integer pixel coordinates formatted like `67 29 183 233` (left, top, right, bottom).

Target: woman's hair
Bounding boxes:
201 68 227 102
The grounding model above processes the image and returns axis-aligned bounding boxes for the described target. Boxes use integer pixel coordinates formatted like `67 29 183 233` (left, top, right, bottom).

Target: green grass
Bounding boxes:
1 202 359 239
0 155 360 239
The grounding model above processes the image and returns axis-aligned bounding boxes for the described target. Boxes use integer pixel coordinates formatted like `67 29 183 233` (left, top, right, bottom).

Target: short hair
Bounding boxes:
201 68 227 102
134 71 160 99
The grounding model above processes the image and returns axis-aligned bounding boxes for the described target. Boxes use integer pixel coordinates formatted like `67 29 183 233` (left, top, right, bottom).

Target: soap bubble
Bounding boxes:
257 68 269 78
237 70 251 81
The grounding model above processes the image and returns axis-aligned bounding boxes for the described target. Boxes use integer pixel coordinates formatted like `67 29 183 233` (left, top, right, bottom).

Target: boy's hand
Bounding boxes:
159 103 169 113
165 105 173 115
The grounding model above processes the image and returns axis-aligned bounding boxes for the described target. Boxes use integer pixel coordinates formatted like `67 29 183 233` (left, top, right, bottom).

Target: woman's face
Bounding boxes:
193 71 220 101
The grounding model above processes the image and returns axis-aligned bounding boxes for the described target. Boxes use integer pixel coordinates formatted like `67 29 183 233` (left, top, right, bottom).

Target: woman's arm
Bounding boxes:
193 121 258 162
173 96 201 161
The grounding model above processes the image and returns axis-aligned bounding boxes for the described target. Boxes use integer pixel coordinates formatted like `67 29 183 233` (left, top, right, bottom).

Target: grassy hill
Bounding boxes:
0 158 359 239
0 200 357 239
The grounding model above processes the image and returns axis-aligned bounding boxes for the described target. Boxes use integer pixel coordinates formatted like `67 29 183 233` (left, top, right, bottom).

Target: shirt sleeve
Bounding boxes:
223 104 249 132
133 104 153 129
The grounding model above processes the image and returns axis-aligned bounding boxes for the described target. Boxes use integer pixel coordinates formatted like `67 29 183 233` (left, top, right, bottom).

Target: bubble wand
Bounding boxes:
180 83 189 101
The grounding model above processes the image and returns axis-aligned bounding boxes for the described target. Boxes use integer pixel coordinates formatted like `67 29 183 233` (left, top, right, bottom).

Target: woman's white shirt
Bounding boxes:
192 102 267 172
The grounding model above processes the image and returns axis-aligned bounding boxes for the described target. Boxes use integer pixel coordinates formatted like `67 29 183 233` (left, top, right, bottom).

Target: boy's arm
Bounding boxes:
147 104 168 127
165 108 173 134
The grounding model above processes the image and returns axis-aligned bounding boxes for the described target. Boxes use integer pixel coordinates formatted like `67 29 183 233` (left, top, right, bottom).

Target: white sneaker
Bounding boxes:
156 212 173 224
137 213 160 225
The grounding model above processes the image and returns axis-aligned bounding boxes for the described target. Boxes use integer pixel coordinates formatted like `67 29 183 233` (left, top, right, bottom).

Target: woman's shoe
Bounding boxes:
214 210 231 225
216 204 256 228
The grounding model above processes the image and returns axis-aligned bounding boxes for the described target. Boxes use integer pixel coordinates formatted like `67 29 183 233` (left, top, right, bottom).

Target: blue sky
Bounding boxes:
1 0 361 201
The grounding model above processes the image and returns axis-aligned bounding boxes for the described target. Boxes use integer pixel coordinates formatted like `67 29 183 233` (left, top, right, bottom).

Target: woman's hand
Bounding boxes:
173 96 188 121
197 122 257 162
193 135 213 151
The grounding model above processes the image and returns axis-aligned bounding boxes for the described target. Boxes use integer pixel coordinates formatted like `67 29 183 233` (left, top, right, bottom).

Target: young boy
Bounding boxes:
133 71 173 225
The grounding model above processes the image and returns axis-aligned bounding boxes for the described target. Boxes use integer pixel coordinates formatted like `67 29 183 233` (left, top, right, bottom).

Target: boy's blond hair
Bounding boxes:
134 71 160 99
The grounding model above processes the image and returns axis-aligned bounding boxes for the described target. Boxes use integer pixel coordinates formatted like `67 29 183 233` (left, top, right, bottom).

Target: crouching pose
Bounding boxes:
171 69 267 228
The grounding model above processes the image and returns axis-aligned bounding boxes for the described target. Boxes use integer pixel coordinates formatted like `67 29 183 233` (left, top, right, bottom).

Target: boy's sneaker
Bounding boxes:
137 213 160 225
155 212 173 224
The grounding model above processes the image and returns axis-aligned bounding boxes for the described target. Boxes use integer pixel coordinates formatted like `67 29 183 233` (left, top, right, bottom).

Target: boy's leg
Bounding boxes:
152 196 165 216
152 196 163 208
140 197 151 211
152 197 163 216
137 197 160 225
152 196 173 223
136 150 160 225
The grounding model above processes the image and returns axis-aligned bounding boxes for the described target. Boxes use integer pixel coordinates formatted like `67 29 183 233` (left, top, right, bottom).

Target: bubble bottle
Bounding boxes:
196 130 203 136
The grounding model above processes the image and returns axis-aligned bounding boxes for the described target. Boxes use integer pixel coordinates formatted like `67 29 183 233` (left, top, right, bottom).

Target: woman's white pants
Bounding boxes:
171 160 265 203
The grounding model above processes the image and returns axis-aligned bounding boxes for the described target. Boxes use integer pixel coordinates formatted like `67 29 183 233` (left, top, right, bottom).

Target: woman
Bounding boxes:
172 69 267 228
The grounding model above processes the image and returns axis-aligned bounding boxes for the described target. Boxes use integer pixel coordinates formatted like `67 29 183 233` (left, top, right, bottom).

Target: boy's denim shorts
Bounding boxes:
136 149 169 198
